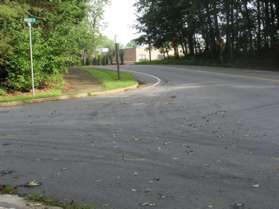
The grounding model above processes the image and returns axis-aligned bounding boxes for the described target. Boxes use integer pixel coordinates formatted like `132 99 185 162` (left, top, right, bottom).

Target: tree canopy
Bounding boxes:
135 0 279 64
0 0 109 91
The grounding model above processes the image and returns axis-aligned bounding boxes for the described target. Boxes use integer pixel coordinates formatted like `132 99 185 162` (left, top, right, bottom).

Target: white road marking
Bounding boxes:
95 66 162 90
121 69 162 89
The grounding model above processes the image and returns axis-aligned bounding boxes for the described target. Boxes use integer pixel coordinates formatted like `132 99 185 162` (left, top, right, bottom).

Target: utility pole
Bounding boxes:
114 35 120 80
24 17 36 96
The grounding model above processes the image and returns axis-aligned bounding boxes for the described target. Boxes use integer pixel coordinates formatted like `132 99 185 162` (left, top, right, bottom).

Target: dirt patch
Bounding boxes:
0 195 61 209
64 68 103 95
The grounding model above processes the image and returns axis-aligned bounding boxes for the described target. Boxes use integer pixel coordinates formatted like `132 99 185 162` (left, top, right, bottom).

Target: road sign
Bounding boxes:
24 17 36 24
97 48 109 54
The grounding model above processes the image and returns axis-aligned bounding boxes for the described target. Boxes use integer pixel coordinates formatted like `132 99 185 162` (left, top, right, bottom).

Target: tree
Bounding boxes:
0 0 109 91
126 40 138 48
135 0 279 64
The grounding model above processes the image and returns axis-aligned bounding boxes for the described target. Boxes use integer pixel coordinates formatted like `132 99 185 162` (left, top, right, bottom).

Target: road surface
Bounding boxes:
1 65 279 209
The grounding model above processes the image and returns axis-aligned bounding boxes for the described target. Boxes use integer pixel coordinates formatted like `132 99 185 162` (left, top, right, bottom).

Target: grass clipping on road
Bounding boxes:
83 67 138 90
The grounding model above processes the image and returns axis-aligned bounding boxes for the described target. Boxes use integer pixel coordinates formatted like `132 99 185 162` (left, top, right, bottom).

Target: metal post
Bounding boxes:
115 43 120 80
28 22 35 96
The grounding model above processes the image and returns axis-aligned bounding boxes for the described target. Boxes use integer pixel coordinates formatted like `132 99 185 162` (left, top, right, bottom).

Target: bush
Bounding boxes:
0 1 91 92
0 87 6 96
40 73 64 90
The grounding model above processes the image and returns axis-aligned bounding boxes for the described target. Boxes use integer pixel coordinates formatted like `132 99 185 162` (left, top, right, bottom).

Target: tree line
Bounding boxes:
135 0 279 64
0 0 109 93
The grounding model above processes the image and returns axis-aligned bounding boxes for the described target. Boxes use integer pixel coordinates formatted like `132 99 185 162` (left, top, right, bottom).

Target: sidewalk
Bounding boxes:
63 68 103 95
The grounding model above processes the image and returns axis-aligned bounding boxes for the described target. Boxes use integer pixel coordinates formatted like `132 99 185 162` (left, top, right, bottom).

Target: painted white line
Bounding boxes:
122 69 162 89
93 65 162 89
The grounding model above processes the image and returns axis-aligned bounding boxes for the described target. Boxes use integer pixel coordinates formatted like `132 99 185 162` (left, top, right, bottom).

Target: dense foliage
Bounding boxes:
135 0 279 65
0 0 108 92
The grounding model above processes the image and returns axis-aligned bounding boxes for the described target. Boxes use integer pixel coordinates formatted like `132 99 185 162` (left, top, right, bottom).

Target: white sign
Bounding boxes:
97 48 109 53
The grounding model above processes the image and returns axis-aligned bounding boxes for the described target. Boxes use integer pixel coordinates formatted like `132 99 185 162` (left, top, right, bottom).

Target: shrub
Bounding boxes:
0 87 6 96
0 1 91 92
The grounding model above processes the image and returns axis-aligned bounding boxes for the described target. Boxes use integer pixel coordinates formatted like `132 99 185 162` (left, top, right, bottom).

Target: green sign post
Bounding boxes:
24 17 36 24
24 17 36 96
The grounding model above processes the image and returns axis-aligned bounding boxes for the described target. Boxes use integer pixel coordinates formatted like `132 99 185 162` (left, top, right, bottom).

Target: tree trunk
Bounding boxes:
257 0 262 51
213 1 220 39
83 50 87 65
276 1 279 29
213 1 221 59
205 3 215 57
203 25 210 54
269 1 276 46
183 40 188 55
180 38 187 57
188 34 195 56
148 44 152 62
225 0 233 60
166 49 169 58
235 1 241 54
228 0 234 60
244 0 254 54
264 0 270 48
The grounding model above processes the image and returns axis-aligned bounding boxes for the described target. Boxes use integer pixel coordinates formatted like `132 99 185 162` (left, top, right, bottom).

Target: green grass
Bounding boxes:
0 184 17 194
82 67 138 90
0 73 64 104
0 87 6 96
0 89 62 104
27 193 97 209
0 68 137 105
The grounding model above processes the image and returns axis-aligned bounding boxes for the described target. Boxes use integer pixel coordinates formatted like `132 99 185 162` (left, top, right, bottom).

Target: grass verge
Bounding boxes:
0 68 138 105
0 89 62 104
0 184 17 194
26 193 97 209
0 74 64 104
82 67 138 90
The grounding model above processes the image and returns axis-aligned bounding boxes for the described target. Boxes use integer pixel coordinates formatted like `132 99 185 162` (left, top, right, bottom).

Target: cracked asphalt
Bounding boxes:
1 65 279 209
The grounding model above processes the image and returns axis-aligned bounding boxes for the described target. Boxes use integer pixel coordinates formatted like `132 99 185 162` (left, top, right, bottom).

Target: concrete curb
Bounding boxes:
0 83 139 107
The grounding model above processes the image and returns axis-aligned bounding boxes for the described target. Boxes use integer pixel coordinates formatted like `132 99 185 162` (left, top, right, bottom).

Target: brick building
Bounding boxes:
121 47 178 64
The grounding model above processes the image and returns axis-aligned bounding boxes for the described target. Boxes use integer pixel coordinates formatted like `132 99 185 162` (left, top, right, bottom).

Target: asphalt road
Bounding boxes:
1 65 279 209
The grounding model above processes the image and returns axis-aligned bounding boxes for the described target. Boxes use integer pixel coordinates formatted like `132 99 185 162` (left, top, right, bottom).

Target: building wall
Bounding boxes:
122 48 137 64
121 47 185 64
135 48 165 62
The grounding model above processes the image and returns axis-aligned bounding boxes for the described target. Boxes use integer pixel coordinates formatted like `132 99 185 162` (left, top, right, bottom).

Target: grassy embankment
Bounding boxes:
0 89 62 104
0 68 137 104
82 67 138 90
0 74 64 104
0 76 63 104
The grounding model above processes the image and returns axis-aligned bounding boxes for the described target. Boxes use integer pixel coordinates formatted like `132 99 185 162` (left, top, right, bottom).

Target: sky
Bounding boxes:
102 0 139 45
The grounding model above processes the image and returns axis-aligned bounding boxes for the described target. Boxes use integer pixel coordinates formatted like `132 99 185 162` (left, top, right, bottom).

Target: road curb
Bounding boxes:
0 83 139 107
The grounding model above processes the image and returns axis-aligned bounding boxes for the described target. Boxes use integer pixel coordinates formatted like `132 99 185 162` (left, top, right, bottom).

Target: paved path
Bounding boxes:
1 65 279 209
64 68 103 95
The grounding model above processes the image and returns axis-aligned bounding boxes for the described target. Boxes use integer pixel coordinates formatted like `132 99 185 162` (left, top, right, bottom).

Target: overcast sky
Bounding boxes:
102 0 139 45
